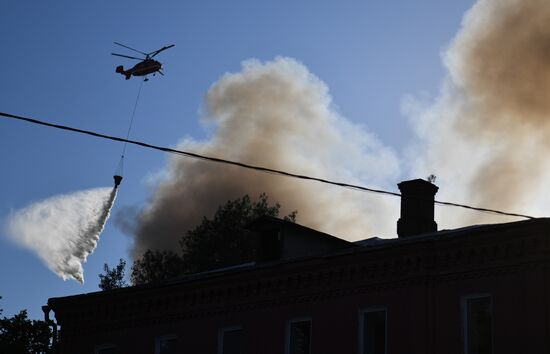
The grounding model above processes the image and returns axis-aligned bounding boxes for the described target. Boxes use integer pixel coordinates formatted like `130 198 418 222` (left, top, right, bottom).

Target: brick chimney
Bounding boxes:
397 178 438 238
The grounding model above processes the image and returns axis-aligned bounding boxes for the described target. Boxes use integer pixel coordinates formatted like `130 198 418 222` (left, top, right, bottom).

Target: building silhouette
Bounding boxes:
47 179 550 354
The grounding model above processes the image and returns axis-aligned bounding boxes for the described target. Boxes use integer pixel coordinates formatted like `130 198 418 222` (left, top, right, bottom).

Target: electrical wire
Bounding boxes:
0 110 537 220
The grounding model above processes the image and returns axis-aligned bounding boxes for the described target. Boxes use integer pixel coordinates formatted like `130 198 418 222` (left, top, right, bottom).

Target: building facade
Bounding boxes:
47 179 550 354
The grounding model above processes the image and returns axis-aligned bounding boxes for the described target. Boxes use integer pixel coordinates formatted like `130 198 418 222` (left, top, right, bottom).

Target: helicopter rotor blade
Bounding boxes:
113 42 148 56
157 70 165 76
149 44 175 58
111 53 143 60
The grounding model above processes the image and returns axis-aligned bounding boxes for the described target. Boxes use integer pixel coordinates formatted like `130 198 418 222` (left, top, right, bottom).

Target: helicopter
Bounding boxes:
111 42 175 81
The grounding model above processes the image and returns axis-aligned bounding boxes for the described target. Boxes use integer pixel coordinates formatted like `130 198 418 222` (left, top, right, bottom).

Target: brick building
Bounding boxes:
47 179 550 353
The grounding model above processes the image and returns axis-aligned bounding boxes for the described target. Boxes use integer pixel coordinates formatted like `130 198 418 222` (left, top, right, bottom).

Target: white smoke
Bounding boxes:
6 187 117 283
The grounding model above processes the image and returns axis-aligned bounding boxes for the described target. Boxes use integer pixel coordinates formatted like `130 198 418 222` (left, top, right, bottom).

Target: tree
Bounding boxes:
0 309 51 354
131 193 297 285
98 258 128 291
130 250 185 285
181 193 295 274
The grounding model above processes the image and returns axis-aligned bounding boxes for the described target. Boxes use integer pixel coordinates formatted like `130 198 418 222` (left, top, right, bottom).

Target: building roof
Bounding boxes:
49 216 550 308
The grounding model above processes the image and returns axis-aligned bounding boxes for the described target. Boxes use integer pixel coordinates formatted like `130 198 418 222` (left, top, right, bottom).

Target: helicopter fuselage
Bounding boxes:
116 59 162 80
130 59 162 76
112 42 174 80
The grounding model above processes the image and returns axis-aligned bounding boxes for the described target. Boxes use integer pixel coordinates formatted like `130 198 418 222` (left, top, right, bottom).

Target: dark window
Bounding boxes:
156 336 177 354
288 320 311 354
221 328 243 354
465 296 493 354
361 309 386 354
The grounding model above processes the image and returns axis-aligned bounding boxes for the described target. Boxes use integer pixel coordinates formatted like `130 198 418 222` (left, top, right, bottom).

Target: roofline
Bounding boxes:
247 215 355 247
48 217 550 306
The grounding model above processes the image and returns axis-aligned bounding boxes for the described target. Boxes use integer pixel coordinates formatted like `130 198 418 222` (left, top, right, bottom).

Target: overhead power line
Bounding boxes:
0 111 536 220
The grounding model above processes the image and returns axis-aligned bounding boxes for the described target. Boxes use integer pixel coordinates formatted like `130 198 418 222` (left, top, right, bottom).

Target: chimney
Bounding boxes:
397 178 438 238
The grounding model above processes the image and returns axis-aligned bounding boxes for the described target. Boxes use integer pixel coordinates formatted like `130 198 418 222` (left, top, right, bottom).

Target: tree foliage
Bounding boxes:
0 308 51 354
130 250 185 285
130 193 296 285
181 193 283 273
98 258 128 291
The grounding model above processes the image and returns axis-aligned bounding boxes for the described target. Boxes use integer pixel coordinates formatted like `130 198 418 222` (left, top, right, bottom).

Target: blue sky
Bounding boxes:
0 0 474 319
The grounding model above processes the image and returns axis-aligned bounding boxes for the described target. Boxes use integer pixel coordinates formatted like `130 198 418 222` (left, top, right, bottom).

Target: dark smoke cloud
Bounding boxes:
127 58 400 257
127 0 550 253
407 0 550 225
450 0 550 127
450 0 550 210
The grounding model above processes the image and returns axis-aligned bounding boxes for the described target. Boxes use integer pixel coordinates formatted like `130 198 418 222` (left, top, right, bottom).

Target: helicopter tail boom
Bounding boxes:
116 65 132 80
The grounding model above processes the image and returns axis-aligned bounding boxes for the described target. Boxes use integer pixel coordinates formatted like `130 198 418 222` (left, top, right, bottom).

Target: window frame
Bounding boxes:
461 293 494 354
357 306 387 354
218 325 244 354
285 316 312 354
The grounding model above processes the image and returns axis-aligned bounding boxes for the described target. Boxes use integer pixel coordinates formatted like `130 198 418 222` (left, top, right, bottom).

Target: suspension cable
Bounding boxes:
116 79 145 177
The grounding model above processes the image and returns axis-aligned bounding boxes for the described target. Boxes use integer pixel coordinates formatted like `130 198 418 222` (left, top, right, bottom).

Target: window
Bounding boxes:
286 318 311 354
358 308 386 354
155 335 177 354
218 327 243 354
95 344 116 354
463 295 493 354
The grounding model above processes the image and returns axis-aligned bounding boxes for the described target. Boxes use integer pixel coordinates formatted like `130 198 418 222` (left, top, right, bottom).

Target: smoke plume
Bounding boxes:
129 57 400 257
127 0 550 254
405 0 550 226
6 187 117 283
